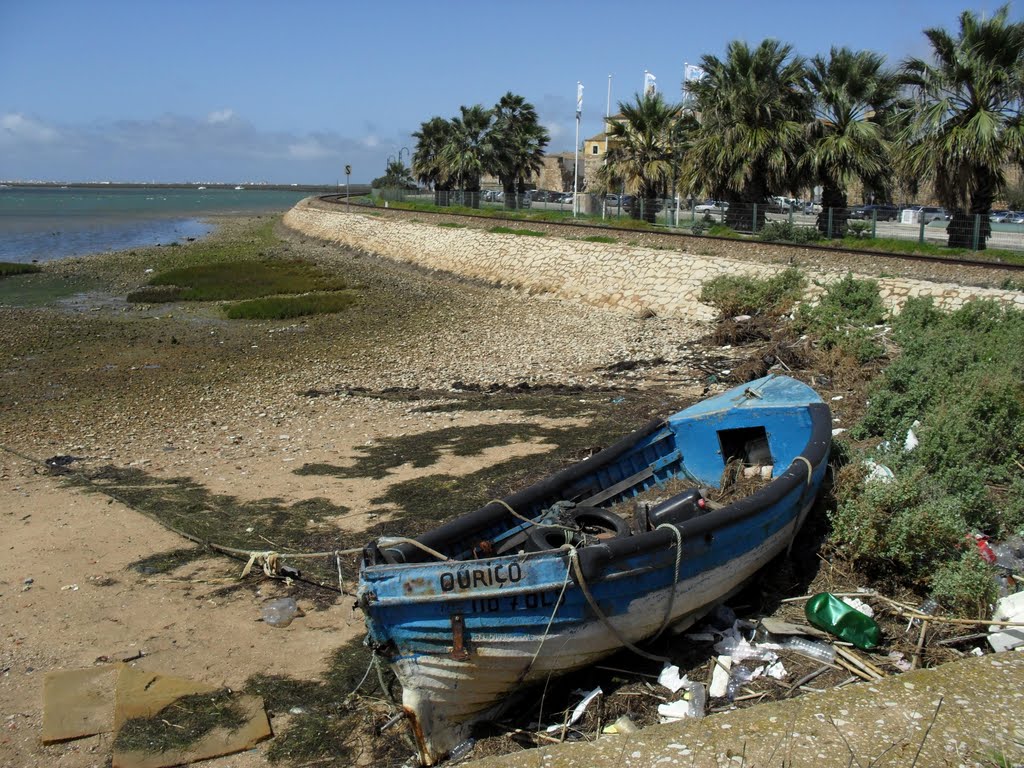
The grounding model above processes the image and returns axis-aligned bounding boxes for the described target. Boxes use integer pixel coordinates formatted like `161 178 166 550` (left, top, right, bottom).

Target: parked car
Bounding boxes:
906 205 947 223
848 204 900 221
694 199 728 214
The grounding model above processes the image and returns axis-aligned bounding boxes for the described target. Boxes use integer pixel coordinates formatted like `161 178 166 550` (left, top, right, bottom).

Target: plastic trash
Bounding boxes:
603 714 639 734
805 592 881 650
449 738 476 762
686 681 706 718
988 592 1024 653
863 460 895 484
725 665 758 701
708 656 732 698
777 635 836 663
658 662 687 693
260 597 302 627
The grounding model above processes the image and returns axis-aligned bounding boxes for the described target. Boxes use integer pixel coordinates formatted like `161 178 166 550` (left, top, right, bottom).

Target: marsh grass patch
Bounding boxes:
134 259 347 303
0 261 42 277
224 290 357 319
113 689 247 754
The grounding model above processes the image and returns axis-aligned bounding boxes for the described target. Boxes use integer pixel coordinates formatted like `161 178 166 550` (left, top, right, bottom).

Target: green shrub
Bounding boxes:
699 267 805 317
0 262 42 278
831 297 1024 607
845 221 873 239
929 550 997 619
829 469 968 584
796 274 887 362
759 221 823 244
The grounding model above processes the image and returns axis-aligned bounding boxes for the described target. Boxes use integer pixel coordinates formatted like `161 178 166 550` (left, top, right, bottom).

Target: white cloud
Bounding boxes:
362 134 380 148
207 109 235 124
288 138 336 159
0 113 58 143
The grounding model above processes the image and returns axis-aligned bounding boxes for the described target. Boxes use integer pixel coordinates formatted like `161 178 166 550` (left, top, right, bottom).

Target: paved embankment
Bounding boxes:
468 652 1024 768
283 198 1024 321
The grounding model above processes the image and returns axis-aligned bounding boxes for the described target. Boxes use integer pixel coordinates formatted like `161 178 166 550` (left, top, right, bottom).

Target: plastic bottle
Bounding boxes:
261 597 301 627
687 681 706 719
779 636 836 664
805 592 881 650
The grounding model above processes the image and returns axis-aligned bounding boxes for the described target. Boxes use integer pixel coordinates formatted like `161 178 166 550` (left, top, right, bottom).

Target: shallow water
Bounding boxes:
0 186 311 262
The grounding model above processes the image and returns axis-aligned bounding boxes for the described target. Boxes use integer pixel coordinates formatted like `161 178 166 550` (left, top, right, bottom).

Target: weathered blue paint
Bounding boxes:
356 375 831 765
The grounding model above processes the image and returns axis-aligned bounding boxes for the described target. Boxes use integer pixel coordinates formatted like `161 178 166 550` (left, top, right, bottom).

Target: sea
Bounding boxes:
0 185 315 263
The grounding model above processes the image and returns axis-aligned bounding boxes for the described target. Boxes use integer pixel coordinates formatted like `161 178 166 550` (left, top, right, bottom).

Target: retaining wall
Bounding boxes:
283 198 1024 321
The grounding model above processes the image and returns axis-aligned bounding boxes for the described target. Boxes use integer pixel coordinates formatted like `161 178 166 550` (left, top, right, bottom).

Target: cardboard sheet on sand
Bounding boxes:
41 664 271 767
42 664 122 743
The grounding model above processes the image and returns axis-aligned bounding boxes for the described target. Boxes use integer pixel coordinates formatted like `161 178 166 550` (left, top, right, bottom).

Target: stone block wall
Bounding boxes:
283 198 1024 322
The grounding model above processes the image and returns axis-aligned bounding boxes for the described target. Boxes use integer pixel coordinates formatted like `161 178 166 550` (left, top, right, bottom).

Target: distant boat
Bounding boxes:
197 186 207 190
234 185 244 190
358 374 832 765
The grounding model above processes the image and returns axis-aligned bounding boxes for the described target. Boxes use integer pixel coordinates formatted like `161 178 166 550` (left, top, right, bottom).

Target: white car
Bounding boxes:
694 199 728 213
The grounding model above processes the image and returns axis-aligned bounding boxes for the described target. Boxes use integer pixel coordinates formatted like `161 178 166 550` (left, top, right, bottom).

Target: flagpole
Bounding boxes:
574 81 582 218
603 74 611 220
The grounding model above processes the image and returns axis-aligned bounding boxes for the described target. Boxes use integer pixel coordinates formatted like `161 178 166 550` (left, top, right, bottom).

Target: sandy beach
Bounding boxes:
0 215 724 767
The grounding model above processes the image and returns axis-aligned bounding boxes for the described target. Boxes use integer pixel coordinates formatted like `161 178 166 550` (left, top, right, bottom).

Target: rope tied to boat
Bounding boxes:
568 547 669 664
652 523 684 641
794 455 813 486
377 536 450 562
524 552 576 676
488 498 582 534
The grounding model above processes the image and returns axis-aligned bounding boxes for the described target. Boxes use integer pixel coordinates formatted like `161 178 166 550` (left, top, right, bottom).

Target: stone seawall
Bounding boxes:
283 198 1024 321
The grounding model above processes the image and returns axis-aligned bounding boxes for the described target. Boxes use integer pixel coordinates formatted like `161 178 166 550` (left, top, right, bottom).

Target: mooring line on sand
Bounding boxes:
0 442 360 594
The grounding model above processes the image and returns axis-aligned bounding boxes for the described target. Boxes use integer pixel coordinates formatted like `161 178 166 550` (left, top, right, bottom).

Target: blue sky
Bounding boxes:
1 0 1018 185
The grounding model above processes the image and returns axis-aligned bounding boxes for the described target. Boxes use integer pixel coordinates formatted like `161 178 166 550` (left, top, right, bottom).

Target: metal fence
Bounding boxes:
374 188 1024 254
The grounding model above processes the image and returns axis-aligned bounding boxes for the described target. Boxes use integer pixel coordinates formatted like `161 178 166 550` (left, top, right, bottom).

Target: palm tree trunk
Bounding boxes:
948 167 995 250
815 183 848 239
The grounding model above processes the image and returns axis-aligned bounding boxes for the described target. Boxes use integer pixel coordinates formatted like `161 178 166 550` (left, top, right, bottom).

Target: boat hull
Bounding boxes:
357 375 832 764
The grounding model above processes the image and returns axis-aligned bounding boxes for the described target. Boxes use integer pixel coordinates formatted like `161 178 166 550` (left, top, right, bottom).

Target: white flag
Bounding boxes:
684 63 707 82
644 70 657 96
576 81 584 119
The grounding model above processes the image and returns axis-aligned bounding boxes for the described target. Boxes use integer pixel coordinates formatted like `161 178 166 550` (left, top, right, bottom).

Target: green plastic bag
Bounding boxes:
805 592 881 650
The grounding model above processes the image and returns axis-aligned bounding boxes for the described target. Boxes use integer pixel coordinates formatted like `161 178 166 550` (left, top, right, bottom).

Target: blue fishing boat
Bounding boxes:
358 375 831 764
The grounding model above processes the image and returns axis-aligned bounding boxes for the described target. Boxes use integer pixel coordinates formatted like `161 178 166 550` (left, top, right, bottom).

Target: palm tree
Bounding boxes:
491 92 549 209
683 39 812 231
900 5 1024 249
412 116 456 204
805 47 902 237
599 92 685 222
439 105 494 206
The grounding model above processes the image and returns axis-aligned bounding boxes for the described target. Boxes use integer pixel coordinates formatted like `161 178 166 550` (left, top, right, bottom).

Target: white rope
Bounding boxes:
377 536 450 562
525 550 575 675
652 523 684 640
794 455 813 486
489 498 580 534
569 548 668 663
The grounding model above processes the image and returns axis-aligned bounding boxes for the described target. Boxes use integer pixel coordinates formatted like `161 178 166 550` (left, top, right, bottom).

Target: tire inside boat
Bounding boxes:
527 506 630 551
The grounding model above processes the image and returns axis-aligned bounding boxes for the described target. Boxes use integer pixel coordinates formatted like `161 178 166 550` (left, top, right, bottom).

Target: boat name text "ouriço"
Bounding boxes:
440 563 524 592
